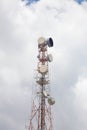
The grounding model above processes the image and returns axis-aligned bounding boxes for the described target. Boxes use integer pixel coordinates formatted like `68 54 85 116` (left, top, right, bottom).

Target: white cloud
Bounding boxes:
75 77 87 109
0 0 87 130
73 77 87 130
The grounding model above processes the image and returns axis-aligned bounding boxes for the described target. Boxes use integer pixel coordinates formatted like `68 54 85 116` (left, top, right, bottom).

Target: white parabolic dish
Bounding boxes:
48 97 55 105
47 54 53 62
39 65 48 74
38 37 45 45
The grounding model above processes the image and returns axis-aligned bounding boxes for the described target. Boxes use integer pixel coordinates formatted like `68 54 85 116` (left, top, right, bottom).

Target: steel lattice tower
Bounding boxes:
29 37 55 130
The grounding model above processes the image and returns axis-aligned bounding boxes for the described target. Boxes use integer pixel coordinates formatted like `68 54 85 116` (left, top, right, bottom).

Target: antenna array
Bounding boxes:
28 37 55 130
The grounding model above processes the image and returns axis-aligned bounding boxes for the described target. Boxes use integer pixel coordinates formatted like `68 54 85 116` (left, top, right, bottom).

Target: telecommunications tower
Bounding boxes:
29 37 55 130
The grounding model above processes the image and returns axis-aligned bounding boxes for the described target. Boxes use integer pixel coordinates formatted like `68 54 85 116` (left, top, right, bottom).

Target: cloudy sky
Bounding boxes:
0 0 87 130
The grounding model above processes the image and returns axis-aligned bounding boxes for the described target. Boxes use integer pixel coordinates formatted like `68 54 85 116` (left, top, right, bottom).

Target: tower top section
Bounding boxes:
38 37 54 48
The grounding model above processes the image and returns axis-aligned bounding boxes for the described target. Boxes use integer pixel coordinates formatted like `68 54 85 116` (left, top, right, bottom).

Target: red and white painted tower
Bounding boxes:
29 37 55 130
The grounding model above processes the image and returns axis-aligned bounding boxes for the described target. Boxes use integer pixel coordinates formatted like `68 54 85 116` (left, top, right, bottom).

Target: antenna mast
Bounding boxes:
28 37 55 130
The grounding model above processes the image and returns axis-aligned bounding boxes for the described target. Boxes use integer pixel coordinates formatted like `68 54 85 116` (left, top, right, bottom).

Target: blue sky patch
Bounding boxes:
22 0 39 5
75 0 87 4
22 0 87 5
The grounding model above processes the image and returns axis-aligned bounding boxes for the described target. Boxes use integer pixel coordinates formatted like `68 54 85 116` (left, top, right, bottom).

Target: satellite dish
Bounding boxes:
38 37 54 48
48 97 55 105
46 38 53 47
36 79 49 85
39 65 48 74
38 37 45 46
43 91 49 98
47 54 53 62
